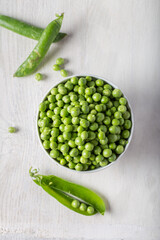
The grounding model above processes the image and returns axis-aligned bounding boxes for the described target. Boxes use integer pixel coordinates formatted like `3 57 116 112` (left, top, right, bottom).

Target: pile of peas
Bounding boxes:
38 76 132 171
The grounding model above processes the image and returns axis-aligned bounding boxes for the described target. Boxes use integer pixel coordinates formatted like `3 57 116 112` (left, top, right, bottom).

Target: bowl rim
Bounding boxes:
37 74 134 173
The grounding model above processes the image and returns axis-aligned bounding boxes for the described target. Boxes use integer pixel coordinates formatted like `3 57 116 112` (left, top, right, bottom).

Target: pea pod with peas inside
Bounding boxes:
14 14 64 77
29 168 106 216
0 14 67 43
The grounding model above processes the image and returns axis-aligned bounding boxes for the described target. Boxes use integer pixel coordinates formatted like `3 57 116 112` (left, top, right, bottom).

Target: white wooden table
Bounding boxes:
0 0 160 239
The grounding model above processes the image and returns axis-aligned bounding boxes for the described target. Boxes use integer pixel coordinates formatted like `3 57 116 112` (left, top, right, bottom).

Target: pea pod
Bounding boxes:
14 14 64 77
0 14 67 43
29 168 105 216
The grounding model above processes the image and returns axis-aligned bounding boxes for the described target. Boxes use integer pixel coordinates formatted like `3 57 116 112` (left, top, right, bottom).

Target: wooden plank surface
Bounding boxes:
0 0 160 239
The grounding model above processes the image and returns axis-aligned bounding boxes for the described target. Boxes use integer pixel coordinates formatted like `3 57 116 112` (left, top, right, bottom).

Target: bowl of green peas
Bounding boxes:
37 75 134 172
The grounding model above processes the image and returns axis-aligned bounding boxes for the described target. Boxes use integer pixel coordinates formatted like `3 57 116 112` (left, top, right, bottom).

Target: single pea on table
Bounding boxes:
38 76 132 171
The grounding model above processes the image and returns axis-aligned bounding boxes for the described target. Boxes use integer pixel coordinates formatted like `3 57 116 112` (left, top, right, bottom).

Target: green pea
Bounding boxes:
103 89 111 97
78 86 85 95
63 117 72 125
87 206 94 214
56 93 62 101
101 96 109 104
58 135 64 143
98 131 106 140
80 119 90 128
60 109 69 117
78 145 85 151
114 111 122 119
52 64 61 71
81 131 88 140
90 122 98 131
92 93 101 102
87 114 96 123
70 107 80 117
51 87 58 95
90 140 98 146
53 119 61 127
103 117 111 125
94 146 101 155
103 149 112 158
74 85 79 93
80 156 88 164
108 153 117 162
122 130 130 139
46 110 54 118
119 139 127 146
50 149 60 158
123 111 131 119
71 199 80 208
114 101 119 107
39 102 46 112
78 77 86 86
60 69 68 77
95 155 104 163
124 120 132 129
108 134 118 143
104 83 112 90
119 97 127 105
63 132 72 140
82 149 91 158
50 141 57 149
75 137 84 146
81 105 89 114
96 113 105 122
85 87 93 95
64 125 73 132
50 128 59 137
109 143 116 150
99 125 107 132
77 126 84 134
8 127 16 133
68 162 75 169
72 156 80 163
79 203 87 211
112 119 120 126
112 89 122 98
75 163 83 171
88 131 96 140
116 145 124 154
60 144 69 153
99 160 109 167
39 112 46 118
86 76 92 81
85 143 94 151
99 138 108 145
71 77 78 85
56 57 64 65
106 109 112 116
119 118 125 125
70 148 79 157
40 132 50 140
35 72 43 81
111 107 116 114
118 105 127 113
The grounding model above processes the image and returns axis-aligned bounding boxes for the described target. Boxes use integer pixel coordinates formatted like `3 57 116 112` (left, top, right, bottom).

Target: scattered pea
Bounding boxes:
8 127 16 133
35 73 43 81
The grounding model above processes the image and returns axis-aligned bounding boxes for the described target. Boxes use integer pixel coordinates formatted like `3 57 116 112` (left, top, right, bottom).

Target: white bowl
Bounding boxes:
37 74 134 173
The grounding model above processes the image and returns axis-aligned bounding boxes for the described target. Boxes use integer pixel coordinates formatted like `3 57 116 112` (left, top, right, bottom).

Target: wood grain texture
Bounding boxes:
0 0 160 239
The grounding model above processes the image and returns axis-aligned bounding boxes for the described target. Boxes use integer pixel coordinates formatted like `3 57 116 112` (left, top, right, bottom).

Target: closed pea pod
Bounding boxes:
0 14 67 43
14 14 64 77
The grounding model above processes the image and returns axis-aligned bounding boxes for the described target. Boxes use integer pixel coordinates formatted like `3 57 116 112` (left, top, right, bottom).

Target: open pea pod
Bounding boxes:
29 168 105 216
